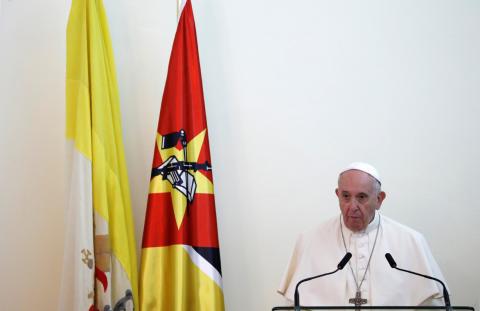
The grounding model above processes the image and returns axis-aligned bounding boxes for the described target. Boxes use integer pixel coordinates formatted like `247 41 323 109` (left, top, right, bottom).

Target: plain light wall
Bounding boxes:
0 0 66 310
0 0 479 310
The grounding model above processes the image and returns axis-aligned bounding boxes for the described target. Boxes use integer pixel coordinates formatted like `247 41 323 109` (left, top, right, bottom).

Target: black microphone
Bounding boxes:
294 253 352 311
384 253 451 310
385 253 397 268
338 252 353 269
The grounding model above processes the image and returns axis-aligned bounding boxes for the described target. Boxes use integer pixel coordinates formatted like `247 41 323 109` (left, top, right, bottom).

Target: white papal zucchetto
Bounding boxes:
340 162 381 185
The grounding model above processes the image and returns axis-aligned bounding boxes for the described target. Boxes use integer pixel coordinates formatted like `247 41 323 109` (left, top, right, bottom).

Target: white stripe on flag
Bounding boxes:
58 141 95 311
183 245 223 288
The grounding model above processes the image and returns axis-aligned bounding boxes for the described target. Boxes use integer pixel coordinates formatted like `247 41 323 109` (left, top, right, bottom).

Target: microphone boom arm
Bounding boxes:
393 266 451 308
294 269 339 311
294 253 352 311
385 253 451 310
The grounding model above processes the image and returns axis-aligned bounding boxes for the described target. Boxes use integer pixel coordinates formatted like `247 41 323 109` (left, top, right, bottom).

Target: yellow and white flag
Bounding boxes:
59 0 138 310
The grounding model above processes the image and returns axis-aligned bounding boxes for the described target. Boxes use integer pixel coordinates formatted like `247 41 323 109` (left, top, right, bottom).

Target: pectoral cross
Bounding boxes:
349 291 367 311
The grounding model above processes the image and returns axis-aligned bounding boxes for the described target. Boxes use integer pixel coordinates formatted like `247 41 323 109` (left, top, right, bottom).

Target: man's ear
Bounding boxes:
376 191 386 208
335 188 339 198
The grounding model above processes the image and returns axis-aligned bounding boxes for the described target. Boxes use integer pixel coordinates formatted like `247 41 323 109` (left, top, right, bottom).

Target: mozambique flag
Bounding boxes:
139 1 225 310
60 0 138 310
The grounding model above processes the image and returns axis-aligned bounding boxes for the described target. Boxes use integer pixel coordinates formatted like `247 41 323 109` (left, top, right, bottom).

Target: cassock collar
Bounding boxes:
340 211 380 237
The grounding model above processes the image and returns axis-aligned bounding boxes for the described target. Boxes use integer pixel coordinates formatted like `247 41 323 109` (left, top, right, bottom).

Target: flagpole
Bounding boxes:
177 0 186 20
177 0 181 20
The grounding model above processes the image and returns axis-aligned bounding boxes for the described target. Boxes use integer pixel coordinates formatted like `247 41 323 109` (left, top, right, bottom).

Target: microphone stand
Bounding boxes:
385 253 451 311
294 253 352 311
294 269 340 311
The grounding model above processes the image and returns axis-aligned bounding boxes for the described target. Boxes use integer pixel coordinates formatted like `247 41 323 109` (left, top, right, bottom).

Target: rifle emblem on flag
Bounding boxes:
151 129 212 203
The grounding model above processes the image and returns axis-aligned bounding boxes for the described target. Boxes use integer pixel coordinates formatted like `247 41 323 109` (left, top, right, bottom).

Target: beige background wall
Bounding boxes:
0 0 479 310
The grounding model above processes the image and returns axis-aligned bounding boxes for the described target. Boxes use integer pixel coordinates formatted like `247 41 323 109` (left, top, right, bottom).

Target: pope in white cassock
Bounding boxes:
278 162 448 307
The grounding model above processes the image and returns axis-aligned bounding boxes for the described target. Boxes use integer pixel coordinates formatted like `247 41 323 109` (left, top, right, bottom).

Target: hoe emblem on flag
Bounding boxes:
151 129 212 204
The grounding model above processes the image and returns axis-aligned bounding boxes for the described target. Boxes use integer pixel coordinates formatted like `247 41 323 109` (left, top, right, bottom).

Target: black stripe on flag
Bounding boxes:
192 246 222 275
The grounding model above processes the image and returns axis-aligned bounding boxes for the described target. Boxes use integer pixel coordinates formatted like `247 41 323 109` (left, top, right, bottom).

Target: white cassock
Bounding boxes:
278 212 447 306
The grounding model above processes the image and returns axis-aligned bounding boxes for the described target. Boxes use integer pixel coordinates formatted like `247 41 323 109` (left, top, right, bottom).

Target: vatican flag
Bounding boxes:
139 1 225 310
59 0 138 310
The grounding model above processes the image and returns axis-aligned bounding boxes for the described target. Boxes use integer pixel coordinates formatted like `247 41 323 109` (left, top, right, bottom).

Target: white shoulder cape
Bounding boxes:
278 214 447 306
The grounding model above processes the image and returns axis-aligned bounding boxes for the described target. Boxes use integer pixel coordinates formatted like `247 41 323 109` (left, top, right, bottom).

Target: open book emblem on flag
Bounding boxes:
151 129 212 203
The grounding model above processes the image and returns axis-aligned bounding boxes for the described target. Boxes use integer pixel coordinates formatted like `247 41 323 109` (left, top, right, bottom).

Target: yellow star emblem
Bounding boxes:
149 129 214 228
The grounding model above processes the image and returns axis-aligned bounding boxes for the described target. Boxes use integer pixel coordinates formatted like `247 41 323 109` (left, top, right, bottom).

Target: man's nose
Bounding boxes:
349 199 360 209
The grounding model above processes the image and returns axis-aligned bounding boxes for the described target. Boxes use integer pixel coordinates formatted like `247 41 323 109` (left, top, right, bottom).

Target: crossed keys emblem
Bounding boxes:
81 249 93 269
151 129 211 203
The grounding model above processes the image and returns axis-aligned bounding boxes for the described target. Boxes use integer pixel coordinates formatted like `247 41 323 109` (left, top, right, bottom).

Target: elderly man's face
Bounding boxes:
335 170 386 232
